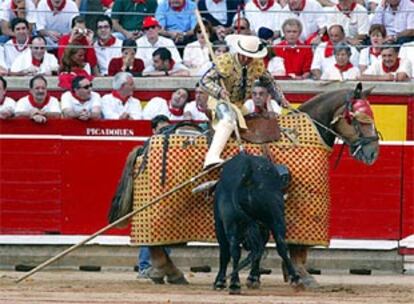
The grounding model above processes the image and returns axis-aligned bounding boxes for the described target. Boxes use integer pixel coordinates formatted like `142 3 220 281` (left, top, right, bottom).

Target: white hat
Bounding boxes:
226 34 268 59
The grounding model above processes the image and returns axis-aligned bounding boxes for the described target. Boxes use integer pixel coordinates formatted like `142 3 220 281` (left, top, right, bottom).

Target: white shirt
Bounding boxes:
143 61 189 74
363 58 412 78
15 95 61 114
136 35 182 68
205 0 227 25
143 97 186 121
267 56 286 76
0 0 36 23
0 96 16 114
311 42 360 73
243 99 282 115
3 38 30 69
359 47 382 69
399 42 414 78
61 91 102 114
326 4 369 37
11 51 59 75
94 37 123 75
279 0 327 41
101 93 143 120
320 64 360 80
183 40 210 76
36 0 79 34
183 101 209 121
371 0 414 36
243 1 282 34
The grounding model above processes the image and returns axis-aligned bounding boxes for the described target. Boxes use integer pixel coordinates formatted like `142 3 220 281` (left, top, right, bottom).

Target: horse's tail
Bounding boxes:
107 146 142 228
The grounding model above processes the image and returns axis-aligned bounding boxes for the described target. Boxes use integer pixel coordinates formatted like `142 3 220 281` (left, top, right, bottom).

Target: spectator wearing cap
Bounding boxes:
311 24 360 80
3 17 30 70
0 76 16 120
358 45 412 81
321 42 360 80
183 22 212 76
15 75 61 124
273 19 313 80
371 0 414 45
155 0 197 46
279 0 326 43
111 0 158 41
61 76 102 120
10 35 59 76
359 24 386 72
57 16 99 76
94 15 123 76
37 0 80 47
142 47 190 77
101 72 143 120
108 39 145 76
136 16 182 69
0 0 36 43
325 0 369 46
243 0 282 39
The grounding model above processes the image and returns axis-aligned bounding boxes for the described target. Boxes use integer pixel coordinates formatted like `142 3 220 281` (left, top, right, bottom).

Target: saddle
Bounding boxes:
241 112 281 144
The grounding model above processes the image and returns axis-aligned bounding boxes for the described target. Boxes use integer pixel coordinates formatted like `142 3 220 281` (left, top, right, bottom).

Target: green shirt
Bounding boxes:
112 0 158 32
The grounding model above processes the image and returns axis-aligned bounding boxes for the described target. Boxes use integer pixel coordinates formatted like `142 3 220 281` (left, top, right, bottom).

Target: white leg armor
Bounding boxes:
203 103 236 169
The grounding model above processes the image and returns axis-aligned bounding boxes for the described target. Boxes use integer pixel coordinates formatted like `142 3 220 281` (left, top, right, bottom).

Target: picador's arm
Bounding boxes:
198 64 224 99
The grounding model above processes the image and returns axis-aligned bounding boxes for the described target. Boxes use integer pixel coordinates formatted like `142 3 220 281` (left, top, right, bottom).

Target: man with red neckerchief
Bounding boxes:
325 0 369 46
244 0 282 38
37 0 79 47
142 47 189 77
183 84 209 121
101 72 143 120
274 18 313 80
61 76 102 120
359 45 412 81
321 42 360 80
15 75 61 124
143 87 189 120
93 15 122 76
0 0 36 42
3 17 30 70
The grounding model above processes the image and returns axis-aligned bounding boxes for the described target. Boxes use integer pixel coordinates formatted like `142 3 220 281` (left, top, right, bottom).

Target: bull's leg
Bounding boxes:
228 234 242 295
288 245 319 288
148 246 188 285
246 224 264 290
214 218 230 290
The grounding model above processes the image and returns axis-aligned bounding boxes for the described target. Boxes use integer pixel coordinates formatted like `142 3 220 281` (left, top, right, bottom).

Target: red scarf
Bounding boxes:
32 56 43 67
337 2 357 18
11 0 17 10
254 102 268 113
212 0 222 3
369 47 381 57
47 0 66 13
28 93 51 110
292 0 306 15
168 100 184 116
253 0 275 11
324 40 334 58
112 90 129 104
335 62 353 72
71 91 89 103
168 59 175 71
382 58 400 73
12 37 30 52
170 0 186 12
133 0 146 4
98 35 116 47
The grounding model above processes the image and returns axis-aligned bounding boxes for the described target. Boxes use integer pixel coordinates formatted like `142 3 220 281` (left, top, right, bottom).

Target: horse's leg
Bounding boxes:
148 246 188 285
288 245 319 288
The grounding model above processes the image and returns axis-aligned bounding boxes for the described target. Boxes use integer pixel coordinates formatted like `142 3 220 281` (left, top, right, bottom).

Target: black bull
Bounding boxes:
213 153 301 294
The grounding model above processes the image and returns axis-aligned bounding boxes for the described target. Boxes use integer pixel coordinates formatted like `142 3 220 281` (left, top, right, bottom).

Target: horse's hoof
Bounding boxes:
229 282 241 295
246 277 261 289
213 280 227 290
301 275 320 289
149 277 165 284
167 275 189 285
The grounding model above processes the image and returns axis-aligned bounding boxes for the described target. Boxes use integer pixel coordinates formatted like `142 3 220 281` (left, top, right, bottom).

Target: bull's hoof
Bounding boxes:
229 282 241 295
301 274 320 289
148 268 165 284
167 275 189 285
290 277 305 291
246 276 261 289
213 280 227 290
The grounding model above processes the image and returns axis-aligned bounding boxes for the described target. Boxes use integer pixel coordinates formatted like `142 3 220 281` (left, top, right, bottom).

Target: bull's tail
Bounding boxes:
107 146 142 228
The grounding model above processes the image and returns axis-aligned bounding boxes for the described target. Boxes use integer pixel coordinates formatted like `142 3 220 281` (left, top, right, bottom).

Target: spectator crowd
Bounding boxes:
0 0 413 121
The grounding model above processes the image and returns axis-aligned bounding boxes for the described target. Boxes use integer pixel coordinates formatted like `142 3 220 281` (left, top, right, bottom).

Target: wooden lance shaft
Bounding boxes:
194 9 244 151
15 160 225 284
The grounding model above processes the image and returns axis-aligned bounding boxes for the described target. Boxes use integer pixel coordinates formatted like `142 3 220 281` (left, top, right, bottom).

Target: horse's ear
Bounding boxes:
361 85 376 99
353 82 363 99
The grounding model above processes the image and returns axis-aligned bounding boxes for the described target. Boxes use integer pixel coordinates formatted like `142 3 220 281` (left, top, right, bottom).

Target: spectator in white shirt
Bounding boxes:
136 16 182 69
183 22 212 76
0 0 36 43
321 42 361 80
399 41 414 77
101 72 143 120
243 0 282 38
10 35 59 76
143 88 189 120
183 84 209 121
3 17 30 70
0 76 16 119
359 24 386 72
142 47 190 77
94 15 123 76
61 76 102 120
243 78 282 115
15 75 61 124
371 0 414 45
358 45 412 81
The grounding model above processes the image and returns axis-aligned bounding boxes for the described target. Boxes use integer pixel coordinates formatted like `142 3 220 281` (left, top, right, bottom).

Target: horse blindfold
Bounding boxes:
344 99 374 124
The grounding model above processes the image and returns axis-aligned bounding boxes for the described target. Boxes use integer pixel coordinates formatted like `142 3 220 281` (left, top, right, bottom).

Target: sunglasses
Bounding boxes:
80 84 92 90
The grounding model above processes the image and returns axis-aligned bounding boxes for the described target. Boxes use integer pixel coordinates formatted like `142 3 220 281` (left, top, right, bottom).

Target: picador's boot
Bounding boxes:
203 120 234 169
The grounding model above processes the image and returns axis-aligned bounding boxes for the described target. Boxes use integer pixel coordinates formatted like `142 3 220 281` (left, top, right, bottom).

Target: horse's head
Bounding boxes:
331 83 379 165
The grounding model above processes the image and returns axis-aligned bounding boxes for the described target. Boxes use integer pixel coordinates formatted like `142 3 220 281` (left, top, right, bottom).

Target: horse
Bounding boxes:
109 83 379 287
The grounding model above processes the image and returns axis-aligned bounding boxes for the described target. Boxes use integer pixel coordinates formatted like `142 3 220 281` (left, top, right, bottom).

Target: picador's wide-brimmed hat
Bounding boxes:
226 34 268 58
